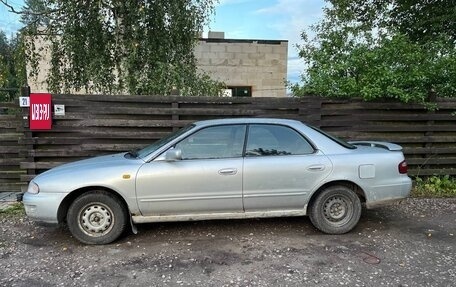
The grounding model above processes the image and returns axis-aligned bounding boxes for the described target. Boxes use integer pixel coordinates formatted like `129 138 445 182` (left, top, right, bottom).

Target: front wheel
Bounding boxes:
67 191 128 244
309 185 362 234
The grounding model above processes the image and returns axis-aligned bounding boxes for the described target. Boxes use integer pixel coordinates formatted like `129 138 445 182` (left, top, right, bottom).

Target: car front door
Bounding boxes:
243 124 332 212
136 124 246 216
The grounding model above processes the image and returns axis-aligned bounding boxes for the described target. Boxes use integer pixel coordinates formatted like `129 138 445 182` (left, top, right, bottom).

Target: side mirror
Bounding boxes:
165 149 182 161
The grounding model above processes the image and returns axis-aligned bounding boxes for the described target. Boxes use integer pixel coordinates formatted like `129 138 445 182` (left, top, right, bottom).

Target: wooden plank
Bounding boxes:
0 186 23 192
321 102 427 110
0 120 20 128
18 137 85 145
0 146 20 153
355 125 456 132
320 113 455 121
0 158 23 165
0 133 23 141
408 168 456 176
26 150 99 157
0 102 18 109
17 132 170 144
403 147 456 154
81 143 145 151
60 94 254 104
0 179 19 185
20 174 36 182
57 119 193 128
46 107 262 117
0 172 24 179
407 158 456 165
350 135 456 144
21 161 68 169
0 115 17 120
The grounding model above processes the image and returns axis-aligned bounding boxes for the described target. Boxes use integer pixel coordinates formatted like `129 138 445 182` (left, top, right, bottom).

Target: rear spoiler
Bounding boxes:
348 141 403 151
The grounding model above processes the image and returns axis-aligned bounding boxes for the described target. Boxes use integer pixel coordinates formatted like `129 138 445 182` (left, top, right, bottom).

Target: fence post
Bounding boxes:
21 86 30 98
172 101 179 131
423 91 437 175
19 86 35 191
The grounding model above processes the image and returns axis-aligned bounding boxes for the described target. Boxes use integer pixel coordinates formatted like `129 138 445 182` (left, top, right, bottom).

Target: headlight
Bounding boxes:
27 181 40 194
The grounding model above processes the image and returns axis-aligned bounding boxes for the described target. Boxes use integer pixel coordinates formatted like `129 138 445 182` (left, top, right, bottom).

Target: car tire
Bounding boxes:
309 185 362 234
67 190 128 244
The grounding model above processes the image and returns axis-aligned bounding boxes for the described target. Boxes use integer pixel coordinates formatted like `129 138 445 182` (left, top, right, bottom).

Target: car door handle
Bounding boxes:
307 165 325 171
218 168 237 175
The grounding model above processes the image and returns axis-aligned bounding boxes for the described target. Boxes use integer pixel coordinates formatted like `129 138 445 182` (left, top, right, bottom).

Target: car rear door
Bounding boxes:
242 124 332 211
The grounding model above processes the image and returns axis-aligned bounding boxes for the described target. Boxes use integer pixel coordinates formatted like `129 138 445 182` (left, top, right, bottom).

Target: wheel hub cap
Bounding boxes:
79 203 114 237
323 196 349 222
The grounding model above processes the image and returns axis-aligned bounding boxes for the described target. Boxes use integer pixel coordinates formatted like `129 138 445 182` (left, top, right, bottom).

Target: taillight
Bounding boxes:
398 160 408 174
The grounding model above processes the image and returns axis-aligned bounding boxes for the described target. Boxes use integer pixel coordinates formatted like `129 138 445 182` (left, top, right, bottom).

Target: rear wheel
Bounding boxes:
67 191 127 244
309 185 362 234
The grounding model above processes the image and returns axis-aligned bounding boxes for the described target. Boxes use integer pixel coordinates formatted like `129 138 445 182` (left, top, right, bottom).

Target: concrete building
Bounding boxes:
195 32 288 97
28 32 288 97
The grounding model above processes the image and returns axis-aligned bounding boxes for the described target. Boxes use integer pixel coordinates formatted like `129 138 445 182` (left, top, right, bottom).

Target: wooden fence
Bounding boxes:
0 102 26 192
1 94 455 192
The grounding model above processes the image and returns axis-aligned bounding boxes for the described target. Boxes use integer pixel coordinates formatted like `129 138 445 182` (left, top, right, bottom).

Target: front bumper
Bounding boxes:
23 192 68 224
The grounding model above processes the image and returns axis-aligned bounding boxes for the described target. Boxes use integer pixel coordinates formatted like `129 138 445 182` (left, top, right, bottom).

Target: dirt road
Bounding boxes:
0 198 455 286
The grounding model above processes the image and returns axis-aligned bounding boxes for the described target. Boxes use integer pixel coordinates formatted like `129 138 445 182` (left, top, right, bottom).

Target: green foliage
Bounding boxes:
413 175 456 198
0 202 25 216
293 0 456 104
21 0 224 96
329 0 456 44
0 55 6 87
0 30 27 102
20 0 50 30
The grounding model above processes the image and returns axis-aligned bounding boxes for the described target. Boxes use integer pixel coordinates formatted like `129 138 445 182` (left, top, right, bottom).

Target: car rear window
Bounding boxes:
309 126 356 149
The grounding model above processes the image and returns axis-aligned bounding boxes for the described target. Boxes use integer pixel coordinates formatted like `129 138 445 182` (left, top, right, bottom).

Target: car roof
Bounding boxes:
194 118 305 127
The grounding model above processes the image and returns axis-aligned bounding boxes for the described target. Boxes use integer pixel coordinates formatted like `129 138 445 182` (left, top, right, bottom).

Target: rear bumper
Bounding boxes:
364 176 412 209
366 197 408 209
23 192 67 224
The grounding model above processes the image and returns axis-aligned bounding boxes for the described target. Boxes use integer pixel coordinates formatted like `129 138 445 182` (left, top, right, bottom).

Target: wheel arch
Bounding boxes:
307 180 366 214
57 186 130 225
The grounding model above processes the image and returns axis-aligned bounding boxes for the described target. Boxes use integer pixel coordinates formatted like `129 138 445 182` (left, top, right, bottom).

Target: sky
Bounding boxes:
206 0 325 84
0 0 23 36
0 0 326 85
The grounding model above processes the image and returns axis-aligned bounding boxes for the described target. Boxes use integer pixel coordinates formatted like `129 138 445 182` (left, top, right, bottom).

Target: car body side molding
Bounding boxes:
132 208 308 223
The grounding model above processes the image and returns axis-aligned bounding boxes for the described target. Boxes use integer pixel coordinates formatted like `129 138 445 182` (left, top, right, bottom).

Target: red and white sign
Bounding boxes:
30 93 52 130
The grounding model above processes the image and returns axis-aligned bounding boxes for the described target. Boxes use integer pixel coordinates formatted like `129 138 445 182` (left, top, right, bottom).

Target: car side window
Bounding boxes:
175 125 246 160
246 124 314 156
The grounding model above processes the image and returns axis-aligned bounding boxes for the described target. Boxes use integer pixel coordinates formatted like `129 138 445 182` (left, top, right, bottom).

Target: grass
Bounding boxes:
0 202 25 216
412 175 456 198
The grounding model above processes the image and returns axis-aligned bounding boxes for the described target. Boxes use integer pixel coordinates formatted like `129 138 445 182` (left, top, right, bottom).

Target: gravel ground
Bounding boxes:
0 198 455 287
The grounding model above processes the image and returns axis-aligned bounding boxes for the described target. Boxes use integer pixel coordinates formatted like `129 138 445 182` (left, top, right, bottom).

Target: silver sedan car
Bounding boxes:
23 118 412 244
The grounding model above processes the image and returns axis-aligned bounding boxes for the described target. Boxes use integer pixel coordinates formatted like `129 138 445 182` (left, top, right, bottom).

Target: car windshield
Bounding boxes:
135 124 195 159
309 126 356 149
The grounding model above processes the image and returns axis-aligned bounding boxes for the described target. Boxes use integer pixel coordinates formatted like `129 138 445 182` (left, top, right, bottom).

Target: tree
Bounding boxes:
293 0 456 104
0 54 6 87
329 0 456 43
20 0 51 31
0 30 26 101
4 0 223 96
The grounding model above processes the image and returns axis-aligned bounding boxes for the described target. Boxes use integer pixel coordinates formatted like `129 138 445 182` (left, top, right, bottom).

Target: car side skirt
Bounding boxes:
132 208 308 224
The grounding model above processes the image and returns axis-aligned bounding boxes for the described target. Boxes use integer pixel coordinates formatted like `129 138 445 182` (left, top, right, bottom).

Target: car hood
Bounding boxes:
32 152 145 194
39 152 144 176
55 152 125 169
